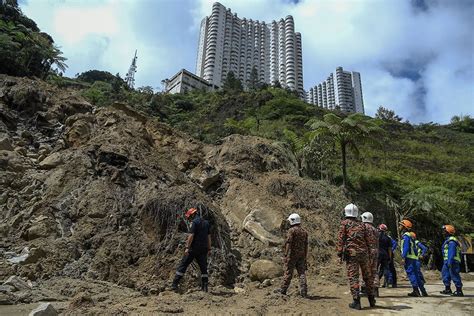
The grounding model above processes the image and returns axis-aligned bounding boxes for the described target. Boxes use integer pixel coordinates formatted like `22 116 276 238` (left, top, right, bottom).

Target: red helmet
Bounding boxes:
185 208 198 219
378 224 388 231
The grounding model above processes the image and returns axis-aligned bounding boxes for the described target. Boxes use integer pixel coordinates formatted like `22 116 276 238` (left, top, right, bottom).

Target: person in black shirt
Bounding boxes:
377 224 393 288
171 207 211 292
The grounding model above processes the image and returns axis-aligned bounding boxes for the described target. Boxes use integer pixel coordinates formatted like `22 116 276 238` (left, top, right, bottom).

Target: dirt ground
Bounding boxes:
1 273 473 315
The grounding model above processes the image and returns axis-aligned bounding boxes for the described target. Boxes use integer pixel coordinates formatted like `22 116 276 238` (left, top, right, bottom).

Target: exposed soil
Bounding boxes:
1 275 472 315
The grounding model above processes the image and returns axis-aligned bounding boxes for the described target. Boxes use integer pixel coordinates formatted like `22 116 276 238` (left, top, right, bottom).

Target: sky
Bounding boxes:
20 0 474 123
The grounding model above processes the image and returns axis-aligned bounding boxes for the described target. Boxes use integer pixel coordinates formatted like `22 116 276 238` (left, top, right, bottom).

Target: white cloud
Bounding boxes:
53 3 120 44
192 0 474 122
21 0 474 123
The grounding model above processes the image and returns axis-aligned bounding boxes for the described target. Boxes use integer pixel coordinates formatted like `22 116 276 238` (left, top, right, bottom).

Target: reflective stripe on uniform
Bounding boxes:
402 232 418 260
443 236 461 262
201 274 208 278
176 271 184 276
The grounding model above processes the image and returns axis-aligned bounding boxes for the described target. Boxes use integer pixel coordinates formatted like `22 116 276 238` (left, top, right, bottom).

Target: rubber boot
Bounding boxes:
300 287 308 298
360 285 367 296
201 278 208 293
440 286 452 295
349 297 361 310
368 295 376 307
452 287 464 297
420 287 429 297
171 275 182 292
408 287 420 297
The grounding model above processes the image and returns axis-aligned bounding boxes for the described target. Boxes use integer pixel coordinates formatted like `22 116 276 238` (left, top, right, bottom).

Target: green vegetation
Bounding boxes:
0 0 67 78
307 113 383 187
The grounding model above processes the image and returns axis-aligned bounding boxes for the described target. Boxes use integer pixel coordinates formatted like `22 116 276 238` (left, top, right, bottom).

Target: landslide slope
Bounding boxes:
0 75 348 304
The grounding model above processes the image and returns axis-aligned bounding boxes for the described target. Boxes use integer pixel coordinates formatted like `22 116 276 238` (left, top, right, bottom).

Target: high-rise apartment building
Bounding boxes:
196 2 304 97
307 67 364 113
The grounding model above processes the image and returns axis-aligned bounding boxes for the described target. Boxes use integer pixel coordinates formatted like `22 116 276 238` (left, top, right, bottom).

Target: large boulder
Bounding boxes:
29 303 58 316
39 152 63 170
249 259 283 282
3 276 31 291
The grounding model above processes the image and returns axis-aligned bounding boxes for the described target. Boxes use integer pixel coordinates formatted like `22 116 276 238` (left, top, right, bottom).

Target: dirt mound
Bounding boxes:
0 75 348 306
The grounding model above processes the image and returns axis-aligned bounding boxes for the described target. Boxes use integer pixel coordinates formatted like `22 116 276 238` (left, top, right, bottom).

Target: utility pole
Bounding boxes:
125 50 137 89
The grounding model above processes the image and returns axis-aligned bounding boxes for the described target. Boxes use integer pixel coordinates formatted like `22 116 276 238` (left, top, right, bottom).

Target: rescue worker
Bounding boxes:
378 224 392 288
411 232 427 285
275 213 309 297
171 207 211 292
399 220 428 297
337 203 375 310
360 212 379 297
440 225 463 296
388 234 398 287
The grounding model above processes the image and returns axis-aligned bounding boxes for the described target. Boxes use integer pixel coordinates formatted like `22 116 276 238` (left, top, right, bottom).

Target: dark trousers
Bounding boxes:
378 257 390 286
176 249 208 280
388 259 397 286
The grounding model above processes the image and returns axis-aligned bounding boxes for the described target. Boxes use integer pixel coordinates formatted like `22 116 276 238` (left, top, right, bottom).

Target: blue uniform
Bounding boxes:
401 232 425 291
441 236 463 289
388 237 398 286
415 240 428 284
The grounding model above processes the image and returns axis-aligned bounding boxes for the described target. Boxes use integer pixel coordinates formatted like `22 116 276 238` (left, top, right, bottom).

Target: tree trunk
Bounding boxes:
395 211 402 240
341 141 347 187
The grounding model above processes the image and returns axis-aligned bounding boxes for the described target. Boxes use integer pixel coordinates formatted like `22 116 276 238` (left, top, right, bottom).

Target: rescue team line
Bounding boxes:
170 205 464 310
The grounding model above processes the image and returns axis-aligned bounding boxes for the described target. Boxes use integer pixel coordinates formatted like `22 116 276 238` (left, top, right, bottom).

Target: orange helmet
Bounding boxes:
185 208 198 219
410 232 417 239
399 219 413 229
442 224 455 235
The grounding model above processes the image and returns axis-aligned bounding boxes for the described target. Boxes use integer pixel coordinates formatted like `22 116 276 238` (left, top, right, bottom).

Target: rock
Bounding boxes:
3 276 31 291
0 137 13 151
38 144 51 156
24 219 57 240
242 210 284 246
234 287 246 294
64 114 94 147
188 166 221 190
158 290 175 297
158 306 184 313
39 152 63 169
249 260 283 282
6 247 30 264
23 247 47 264
262 279 272 287
0 150 32 171
0 292 16 305
0 285 15 293
104 117 117 127
29 303 58 316
21 131 33 140
14 146 27 156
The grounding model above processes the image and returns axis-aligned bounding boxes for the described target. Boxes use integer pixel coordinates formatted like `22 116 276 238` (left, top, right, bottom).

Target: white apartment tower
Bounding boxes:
307 67 365 114
196 2 304 97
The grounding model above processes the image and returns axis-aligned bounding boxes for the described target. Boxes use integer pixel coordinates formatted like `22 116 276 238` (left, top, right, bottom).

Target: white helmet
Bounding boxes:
344 203 359 218
287 213 301 226
361 212 374 223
